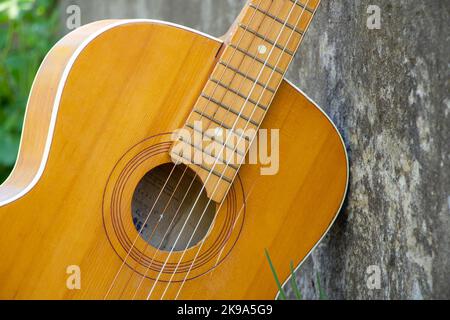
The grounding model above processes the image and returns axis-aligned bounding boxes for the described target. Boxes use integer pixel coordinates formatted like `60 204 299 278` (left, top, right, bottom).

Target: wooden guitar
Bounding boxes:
0 0 348 299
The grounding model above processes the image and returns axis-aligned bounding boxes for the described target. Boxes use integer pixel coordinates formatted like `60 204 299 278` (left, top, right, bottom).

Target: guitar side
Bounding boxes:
0 20 348 299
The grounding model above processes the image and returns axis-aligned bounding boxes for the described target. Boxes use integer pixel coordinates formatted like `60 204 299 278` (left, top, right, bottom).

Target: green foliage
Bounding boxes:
290 260 302 300
265 248 287 300
265 248 328 300
316 273 328 300
0 0 58 183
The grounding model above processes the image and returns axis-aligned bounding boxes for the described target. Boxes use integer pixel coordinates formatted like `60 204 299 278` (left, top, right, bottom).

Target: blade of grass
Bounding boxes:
289 261 302 300
264 249 286 300
316 273 328 300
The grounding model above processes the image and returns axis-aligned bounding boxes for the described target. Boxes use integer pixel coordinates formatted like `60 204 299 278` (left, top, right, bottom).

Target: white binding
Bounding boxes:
0 19 218 207
276 79 349 300
0 20 350 300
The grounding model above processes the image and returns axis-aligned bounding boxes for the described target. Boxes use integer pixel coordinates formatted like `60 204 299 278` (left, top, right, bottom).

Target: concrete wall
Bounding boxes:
59 0 449 299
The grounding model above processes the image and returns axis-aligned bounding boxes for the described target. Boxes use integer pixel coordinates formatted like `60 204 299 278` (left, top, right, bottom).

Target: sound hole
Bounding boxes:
131 163 216 252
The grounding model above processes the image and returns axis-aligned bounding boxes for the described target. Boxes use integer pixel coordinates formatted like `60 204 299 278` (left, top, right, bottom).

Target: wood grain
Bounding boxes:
0 20 347 299
170 0 321 203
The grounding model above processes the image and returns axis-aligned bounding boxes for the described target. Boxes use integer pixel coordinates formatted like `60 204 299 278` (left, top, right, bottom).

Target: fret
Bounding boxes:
188 111 252 143
248 2 304 36
200 161 237 183
238 23 294 56
170 0 322 203
238 22 299 54
230 27 293 71
209 78 268 111
192 109 231 131
288 0 317 14
193 97 259 133
228 44 284 75
174 138 239 182
185 123 249 166
208 78 269 111
246 1 311 32
209 64 273 120
220 48 284 89
175 140 242 174
253 0 316 22
277 2 313 32
197 158 239 182
172 144 235 183
241 10 304 56
181 115 250 165
202 81 266 127
186 123 247 162
217 62 277 93
200 93 261 127
196 97 260 133
171 151 234 195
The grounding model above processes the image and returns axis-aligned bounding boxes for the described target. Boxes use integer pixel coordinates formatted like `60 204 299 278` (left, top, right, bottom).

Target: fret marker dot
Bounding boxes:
214 128 223 137
258 45 267 55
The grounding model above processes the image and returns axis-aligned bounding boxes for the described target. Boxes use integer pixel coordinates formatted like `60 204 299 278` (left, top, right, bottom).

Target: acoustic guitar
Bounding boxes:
0 0 348 299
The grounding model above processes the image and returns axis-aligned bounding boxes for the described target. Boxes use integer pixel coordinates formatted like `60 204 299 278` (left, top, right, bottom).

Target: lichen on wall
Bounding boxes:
59 0 450 299
286 0 449 300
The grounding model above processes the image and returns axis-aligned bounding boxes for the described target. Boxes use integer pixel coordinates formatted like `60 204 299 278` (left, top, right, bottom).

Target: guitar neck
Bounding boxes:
171 0 321 203
225 0 319 79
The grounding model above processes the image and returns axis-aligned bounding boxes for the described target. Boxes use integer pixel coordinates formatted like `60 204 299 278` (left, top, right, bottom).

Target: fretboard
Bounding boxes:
171 0 320 203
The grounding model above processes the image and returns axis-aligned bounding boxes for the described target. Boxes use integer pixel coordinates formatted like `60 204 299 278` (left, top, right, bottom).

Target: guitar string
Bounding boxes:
169 1 300 288
167 0 316 300
109 0 312 300
117 165 190 298
177 175 260 299
104 162 178 298
150 0 307 300
145 0 288 300
104 0 266 299
212 0 319 271
128 0 270 300
144 0 288 295
160 0 298 299
130 165 197 299
174 0 320 299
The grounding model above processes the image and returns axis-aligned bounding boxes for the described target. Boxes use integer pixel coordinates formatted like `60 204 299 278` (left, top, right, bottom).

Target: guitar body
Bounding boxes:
0 20 347 299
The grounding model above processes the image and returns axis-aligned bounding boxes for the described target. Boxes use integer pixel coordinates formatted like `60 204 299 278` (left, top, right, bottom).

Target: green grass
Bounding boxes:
265 248 328 300
290 261 302 300
316 273 328 300
0 0 58 183
264 248 287 300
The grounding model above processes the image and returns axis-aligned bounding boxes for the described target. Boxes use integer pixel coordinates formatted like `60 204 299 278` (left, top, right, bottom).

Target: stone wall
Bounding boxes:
59 0 449 299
